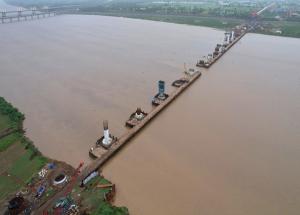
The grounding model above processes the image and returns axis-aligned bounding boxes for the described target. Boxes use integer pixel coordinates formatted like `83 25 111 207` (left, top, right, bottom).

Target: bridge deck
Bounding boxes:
79 25 251 182
1 12 56 23
79 71 201 181
197 29 247 68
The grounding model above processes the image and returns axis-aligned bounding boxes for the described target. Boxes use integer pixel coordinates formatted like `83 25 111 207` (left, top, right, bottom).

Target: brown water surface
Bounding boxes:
0 13 300 215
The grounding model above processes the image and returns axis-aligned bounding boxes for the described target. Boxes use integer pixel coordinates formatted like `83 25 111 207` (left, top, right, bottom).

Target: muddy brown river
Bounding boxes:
0 6 300 215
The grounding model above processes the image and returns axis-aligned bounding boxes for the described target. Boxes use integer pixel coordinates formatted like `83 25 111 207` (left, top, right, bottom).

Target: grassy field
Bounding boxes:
8 149 47 182
0 175 21 201
0 133 21 152
0 98 48 205
0 115 12 131
271 21 300 38
254 20 300 38
0 135 48 202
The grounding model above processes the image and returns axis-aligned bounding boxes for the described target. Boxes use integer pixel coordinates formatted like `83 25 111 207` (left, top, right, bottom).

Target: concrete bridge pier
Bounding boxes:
17 8 22 21
32 8 36 16
1 10 6 23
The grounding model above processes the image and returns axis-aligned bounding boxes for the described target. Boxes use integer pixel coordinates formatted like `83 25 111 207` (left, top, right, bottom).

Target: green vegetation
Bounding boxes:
79 176 109 208
0 97 47 204
0 97 24 130
92 202 129 215
0 175 21 200
72 175 129 215
0 114 12 131
76 0 258 19
257 20 300 38
8 148 47 181
6 0 300 38
0 144 47 201
74 0 300 38
281 22 300 37
0 133 21 152
0 147 47 202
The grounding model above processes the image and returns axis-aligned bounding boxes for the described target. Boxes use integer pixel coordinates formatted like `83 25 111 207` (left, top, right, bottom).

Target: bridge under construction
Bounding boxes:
79 22 250 183
0 3 274 213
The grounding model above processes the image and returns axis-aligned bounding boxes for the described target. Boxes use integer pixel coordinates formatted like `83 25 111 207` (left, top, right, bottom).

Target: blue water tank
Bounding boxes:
158 80 165 96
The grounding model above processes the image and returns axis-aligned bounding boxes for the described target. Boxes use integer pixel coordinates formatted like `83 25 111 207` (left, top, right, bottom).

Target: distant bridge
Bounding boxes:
0 8 56 23
0 5 79 24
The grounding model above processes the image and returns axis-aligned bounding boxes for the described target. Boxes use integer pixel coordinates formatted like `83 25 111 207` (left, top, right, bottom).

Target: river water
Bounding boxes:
0 5 300 215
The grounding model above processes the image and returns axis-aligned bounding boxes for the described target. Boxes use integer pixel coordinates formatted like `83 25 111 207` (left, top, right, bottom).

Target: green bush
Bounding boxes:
0 97 25 128
0 133 21 152
92 202 129 215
